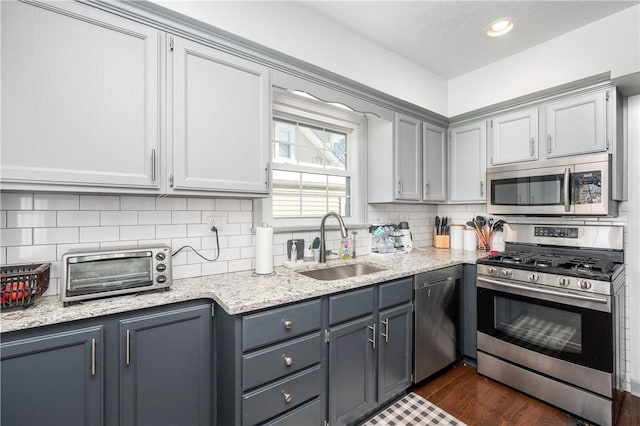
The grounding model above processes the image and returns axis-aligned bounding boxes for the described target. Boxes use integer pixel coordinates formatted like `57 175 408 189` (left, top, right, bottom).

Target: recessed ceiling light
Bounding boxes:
486 18 515 38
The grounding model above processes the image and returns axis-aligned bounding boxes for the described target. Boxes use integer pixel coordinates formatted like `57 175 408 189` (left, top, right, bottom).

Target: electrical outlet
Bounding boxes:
286 239 304 261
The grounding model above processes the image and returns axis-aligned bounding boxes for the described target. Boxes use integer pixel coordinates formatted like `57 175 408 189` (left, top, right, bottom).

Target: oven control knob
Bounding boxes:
156 263 167 272
558 277 571 287
528 273 539 282
156 252 166 261
501 269 513 279
488 267 497 276
578 280 592 290
156 275 167 284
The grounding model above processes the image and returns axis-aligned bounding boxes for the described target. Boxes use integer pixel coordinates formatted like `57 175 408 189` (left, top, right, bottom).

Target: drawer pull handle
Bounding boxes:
283 356 293 366
283 320 293 330
282 391 292 403
126 330 131 366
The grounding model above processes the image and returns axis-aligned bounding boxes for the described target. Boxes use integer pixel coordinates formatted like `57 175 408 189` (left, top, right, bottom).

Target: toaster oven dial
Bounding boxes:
578 279 592 290
156 252 166 261
156 263 167 272
501 269 513 279
488 267 497 276
558 277 571 287
156 275 167 284
528 273 539 282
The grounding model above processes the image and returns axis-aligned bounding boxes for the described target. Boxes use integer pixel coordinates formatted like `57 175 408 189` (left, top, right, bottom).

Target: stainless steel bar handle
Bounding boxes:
283 320 293 330
477 277 608 304
381 318 389 342
425 182 430 196
563 167 571 213
126 330 131 365
397 180 403 195
530 137 535 157
282 391 292 403
480 181 484 197
91 338 96 376
151 149 157 181
368 324 376 349
547 135 552 154
264 164 270 189
283 355 293 366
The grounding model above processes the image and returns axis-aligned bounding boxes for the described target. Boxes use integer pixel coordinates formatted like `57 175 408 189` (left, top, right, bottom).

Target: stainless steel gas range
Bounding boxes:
476 223 625 426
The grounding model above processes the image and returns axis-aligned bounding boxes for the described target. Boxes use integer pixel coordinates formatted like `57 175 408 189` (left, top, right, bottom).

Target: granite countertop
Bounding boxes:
1 248 486 333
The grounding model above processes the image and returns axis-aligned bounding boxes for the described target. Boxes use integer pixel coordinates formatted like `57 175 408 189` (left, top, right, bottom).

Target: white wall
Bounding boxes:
151 0 448 115
448 5 640 116
626 95 640 395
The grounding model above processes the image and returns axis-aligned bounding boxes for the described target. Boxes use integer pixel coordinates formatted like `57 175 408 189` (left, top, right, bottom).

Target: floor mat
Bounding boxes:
361 392 468 426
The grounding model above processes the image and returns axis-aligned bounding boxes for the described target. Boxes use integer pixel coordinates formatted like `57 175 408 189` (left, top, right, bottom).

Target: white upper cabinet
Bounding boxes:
394 114 422 201
1 1 162 191
544 90 607 158
169 36 271 196
488 108 538 165
449 120 487 203
422 123 447 202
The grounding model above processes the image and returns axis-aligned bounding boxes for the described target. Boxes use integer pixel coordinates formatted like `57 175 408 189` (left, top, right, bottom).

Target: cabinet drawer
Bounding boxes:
329 286 374 326
263 398 323 426
242 366 322 426
242 332 322 391
379 277 413 309
243 299 321 351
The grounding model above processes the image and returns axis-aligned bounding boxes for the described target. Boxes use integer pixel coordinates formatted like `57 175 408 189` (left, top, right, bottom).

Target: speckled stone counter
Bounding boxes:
1 248 486 333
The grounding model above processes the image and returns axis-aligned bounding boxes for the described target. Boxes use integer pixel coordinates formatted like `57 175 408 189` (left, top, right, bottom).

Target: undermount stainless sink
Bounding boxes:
298 263 387 281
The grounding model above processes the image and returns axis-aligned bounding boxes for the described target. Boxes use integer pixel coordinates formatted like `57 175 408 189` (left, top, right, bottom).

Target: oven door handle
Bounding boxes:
477 277 609 304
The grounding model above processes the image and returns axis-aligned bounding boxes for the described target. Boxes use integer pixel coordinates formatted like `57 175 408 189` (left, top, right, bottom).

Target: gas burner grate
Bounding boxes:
558 258 616 275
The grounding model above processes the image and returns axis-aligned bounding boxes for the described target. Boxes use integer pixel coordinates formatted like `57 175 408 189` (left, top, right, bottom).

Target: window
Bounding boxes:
257 89 365 229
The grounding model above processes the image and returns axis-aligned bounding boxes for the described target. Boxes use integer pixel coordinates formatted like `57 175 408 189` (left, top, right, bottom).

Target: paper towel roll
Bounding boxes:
255 226 273 274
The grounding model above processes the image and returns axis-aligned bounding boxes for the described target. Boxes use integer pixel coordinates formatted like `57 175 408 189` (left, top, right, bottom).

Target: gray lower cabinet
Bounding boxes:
327 278 413 426
0 301 213 426
0 326 104 426
217 299 324 426
328 314 377 425
119 304 212 426
378 303 413 402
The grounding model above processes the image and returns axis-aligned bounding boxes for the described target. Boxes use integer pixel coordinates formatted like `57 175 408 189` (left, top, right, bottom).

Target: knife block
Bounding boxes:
433 230 450 248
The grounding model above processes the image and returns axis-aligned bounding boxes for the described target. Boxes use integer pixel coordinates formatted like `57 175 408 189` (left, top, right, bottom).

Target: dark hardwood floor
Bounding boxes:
409 363 640 426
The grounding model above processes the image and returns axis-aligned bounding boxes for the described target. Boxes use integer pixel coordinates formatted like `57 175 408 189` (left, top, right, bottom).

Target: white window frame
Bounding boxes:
256 89 366 230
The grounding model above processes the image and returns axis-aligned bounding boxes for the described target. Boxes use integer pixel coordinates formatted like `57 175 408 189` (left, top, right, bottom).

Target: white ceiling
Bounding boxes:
300 1 638 79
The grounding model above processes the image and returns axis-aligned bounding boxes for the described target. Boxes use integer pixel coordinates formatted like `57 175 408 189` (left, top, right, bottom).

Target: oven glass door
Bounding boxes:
67 255 153 296
477 286 612 372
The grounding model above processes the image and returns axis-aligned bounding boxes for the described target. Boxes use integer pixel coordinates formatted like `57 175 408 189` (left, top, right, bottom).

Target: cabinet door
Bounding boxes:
1 326 104 426
328 316 376 426
378 303 413 404
119 304 212 426
449 121 487 202
489 108 538 165
171 36 271 195
545 90 607 158
394 113 421 201
0 1 161 190
423 122 447 201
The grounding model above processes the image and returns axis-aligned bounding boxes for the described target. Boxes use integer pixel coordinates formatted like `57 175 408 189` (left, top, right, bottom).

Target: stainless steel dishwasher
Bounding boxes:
413 265 461 383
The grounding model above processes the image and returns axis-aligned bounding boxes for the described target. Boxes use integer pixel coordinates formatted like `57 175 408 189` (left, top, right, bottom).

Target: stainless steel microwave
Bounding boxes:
486 153 617 216
61 245 172 306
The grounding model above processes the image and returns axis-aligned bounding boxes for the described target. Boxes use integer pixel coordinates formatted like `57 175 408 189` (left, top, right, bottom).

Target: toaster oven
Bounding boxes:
61 245 171 306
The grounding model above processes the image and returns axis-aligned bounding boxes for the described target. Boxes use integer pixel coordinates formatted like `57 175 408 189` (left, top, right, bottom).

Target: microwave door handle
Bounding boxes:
564 167 571 213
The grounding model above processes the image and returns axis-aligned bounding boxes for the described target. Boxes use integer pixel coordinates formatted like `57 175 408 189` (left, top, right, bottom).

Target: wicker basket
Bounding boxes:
1 263 51 310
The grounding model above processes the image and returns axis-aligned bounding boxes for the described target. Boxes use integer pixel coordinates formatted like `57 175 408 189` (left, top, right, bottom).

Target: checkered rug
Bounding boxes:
361 392 467 426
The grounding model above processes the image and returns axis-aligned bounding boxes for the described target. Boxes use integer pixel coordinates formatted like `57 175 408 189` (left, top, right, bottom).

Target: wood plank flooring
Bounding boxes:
409 362 640 426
